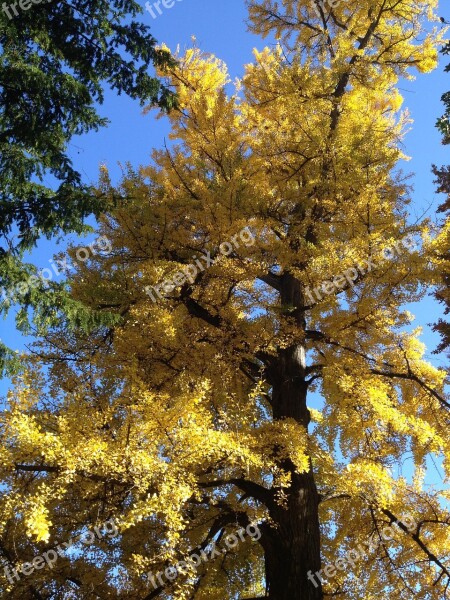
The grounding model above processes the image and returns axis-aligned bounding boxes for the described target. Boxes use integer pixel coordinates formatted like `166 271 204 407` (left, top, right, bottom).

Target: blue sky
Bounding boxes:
0 0 449 396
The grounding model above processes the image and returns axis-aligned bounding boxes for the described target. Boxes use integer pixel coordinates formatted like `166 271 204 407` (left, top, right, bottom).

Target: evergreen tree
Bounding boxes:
0 0 176 373
431 164 450 354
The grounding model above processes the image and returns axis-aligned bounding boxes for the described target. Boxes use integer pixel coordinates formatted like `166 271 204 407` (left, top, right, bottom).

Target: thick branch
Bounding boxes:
258 272 281 292
198 478 273 508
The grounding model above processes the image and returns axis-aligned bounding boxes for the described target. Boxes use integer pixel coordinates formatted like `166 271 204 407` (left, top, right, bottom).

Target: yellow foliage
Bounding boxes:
0 2 448 598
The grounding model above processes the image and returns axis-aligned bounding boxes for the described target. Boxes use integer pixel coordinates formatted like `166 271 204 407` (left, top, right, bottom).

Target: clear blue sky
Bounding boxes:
1 0 449 394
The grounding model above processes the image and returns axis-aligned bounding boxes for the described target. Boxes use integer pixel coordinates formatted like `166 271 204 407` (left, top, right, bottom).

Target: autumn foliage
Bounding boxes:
0 1 449 599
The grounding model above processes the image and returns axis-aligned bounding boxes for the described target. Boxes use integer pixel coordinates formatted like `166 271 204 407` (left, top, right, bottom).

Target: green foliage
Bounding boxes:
0 0 177 375
431 165 450 355
433 34 450 356
437 42 450 144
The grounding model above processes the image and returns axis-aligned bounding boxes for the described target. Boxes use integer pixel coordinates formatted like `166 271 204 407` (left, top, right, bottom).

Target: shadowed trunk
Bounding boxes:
262 272 323 599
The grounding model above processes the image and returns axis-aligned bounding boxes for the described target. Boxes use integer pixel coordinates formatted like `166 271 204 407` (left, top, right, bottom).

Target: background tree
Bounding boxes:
437 30 450 145
430 164 450 355
0 0 176 374
432 22 450 357
0 1 449 599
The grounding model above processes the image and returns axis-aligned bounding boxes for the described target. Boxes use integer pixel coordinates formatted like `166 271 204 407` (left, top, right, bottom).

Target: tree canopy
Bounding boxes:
0 1 449 599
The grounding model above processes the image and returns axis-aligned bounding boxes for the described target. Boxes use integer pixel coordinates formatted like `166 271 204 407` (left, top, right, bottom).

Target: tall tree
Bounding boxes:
0 0 176 374
0 2 449 599
432 24 450 356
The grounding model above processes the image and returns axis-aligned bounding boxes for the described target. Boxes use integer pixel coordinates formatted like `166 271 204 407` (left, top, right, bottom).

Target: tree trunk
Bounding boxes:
262 273 323 599
262 470 323 599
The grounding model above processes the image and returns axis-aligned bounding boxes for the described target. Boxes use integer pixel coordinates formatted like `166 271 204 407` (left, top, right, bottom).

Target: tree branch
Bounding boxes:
382 508 450 584
198 478 273 508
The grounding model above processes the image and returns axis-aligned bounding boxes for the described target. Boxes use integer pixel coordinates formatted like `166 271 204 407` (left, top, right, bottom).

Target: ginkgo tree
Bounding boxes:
1 1 449 599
